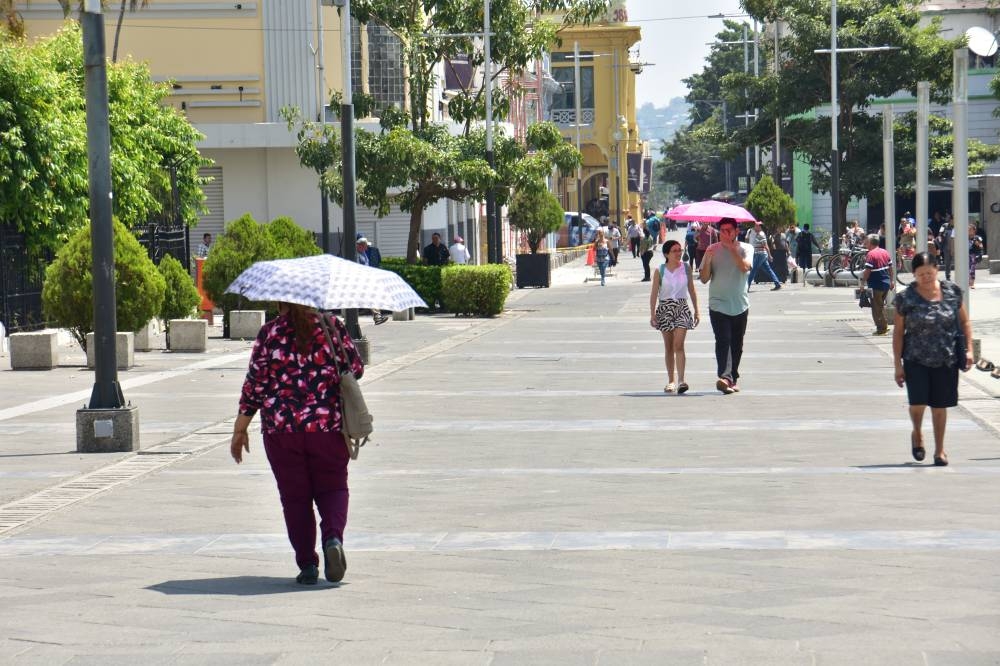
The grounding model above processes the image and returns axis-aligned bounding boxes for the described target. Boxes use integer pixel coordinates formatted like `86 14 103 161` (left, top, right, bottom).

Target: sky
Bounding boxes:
626 0 745 106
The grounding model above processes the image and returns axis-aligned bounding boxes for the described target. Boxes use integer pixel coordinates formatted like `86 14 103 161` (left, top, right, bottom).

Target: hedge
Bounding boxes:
380 257 444 311
441 264 511 316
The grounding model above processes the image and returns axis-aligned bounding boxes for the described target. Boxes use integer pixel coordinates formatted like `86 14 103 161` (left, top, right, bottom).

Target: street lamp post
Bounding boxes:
484 0 499 263
830 0 841 252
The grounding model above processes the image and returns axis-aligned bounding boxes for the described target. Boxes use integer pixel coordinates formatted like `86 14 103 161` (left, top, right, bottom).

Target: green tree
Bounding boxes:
656 116 728 201
157 253 201 332
265 216 323 259
0 25 208 252
893 112 1000 193
201 213 279 320
745 175 796 231
41 218 166 349
288 114 580 263
509 184 564 254
733 0 962 239
289 0 606 263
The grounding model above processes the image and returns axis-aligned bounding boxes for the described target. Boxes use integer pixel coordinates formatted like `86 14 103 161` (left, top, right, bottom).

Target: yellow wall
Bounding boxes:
16 0 345 125
551 23 642 225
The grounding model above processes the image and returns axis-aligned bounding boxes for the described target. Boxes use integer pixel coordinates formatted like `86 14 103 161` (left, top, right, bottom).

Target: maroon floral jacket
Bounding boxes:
239 313 364 433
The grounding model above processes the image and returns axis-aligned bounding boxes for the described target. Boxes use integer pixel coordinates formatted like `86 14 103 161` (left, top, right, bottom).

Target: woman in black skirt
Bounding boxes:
892 252 973 466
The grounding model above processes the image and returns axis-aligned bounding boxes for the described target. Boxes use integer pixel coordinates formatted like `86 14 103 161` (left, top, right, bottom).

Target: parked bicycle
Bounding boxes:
816 240 868 279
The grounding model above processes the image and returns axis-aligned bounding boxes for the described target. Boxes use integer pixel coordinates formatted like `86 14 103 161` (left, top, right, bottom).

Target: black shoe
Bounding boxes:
934 454 949 467
771 284 781 291
296 564 319 585
323 537 347 582
373 312 389 325
640 278 650 282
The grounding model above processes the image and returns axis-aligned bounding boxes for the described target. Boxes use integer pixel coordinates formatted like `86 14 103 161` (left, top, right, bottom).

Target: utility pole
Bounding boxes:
484 0 498 263
77 0 139 453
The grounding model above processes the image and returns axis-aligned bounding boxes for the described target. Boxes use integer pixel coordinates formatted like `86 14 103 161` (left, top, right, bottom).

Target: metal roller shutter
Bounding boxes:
191 167 224 259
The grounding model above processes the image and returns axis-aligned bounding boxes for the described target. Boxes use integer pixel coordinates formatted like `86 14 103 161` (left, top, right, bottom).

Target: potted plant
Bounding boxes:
509 185 564 288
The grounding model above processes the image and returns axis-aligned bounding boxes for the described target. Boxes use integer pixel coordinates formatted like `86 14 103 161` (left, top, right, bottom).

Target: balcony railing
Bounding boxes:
549 108 595 127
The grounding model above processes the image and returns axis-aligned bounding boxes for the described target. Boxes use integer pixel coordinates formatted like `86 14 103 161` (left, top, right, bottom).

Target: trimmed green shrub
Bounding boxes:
745 175 796 232
441 264 511 317
202 213 278 318
509 185 564 253
157 253 201 330
42 218 166 350
381 257 445 311
266 215 322 259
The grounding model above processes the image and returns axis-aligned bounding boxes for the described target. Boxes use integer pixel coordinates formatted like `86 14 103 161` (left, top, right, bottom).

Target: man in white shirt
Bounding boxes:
449 235 470 264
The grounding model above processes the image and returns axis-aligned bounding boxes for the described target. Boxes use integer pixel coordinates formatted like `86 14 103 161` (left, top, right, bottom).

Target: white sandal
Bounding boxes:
664 382 676 393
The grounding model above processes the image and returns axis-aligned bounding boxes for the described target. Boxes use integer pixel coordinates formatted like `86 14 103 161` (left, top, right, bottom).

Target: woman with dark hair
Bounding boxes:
231 302 364 584
892 252 973 466
650 240 700 393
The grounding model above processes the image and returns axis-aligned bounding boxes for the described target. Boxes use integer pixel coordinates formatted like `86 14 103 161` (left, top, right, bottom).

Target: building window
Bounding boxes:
350 20 406 112
549 66 593 116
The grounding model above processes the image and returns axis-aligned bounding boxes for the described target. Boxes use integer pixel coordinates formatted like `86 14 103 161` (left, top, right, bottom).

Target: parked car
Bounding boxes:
563 212 600 246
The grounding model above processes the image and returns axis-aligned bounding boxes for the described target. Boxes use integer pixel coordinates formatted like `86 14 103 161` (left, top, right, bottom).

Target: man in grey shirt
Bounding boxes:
699 218 753 395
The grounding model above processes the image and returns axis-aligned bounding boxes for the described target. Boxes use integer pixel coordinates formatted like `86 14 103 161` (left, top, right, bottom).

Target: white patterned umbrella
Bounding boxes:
225 254 427 311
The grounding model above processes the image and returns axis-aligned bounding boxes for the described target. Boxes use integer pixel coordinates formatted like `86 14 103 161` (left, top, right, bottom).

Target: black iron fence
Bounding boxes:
0 225 51 333
135 223 190 270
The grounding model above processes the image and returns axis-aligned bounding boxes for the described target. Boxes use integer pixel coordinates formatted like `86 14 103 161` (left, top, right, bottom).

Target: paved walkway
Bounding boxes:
1 253 999 664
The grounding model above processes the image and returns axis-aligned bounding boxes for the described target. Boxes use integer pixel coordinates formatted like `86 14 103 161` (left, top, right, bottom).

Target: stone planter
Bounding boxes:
168 319 207 352
515 253 551 289
10 330 59 370
229 310 266 339
86 332 135 370
392 308 414 321
134 320 161 352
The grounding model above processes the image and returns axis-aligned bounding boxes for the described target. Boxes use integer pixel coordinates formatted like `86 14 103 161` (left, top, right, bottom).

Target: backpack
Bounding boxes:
796 231 813 253
647 217 660 234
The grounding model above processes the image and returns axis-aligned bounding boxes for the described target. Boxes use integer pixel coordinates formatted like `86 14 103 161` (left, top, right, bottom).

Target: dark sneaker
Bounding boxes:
373 312 389 325
296 564 319 585
771 284 781 291
323 537 347 583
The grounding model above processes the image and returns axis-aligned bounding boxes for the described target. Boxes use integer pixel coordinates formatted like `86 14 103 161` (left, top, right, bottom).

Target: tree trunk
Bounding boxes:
407 203 426 264
112 0 127 63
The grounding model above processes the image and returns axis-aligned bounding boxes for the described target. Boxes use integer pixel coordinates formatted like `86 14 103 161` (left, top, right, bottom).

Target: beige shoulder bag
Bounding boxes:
319 315 372 460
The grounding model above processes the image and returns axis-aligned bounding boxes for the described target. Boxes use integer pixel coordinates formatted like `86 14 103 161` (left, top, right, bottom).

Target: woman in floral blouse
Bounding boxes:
892 252 973 467
231 302 364 584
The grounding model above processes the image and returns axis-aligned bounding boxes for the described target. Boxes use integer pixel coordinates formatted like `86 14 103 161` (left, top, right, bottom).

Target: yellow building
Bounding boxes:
548 1 644 229
14 1 461 258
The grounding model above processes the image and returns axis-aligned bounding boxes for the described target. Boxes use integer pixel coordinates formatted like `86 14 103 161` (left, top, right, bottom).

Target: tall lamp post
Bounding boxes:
77 0 138 452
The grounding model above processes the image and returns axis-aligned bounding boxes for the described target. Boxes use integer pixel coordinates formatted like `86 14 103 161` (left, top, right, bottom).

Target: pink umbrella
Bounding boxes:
664 200 756 223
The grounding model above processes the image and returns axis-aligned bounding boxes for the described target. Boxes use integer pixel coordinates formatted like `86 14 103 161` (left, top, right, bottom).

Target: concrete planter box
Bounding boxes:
134 320 161 352
392 308 414 321
168 319 207 352
86 332 135 370
10 330 59 370
229 310 266 339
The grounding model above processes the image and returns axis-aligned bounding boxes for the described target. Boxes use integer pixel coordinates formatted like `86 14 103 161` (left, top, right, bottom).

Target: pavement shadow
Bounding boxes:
147 576 343 596
621 391 710 398
855 463 937 469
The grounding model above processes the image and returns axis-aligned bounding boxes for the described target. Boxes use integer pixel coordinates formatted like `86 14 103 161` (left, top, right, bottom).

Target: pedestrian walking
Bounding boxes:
449 235 470 265
649 240 700 394
231 303 365 584
685 223 698 271
422 232 451 265
639 228 654 282
892 252 973 466
609 224 622 266
795 223 820 270
594 229 611 286
695 222 718 269
627 216 641 257
939 214 955 280
859 233 893 335
698 218 753 395
968 223 984 289
745 221 782 291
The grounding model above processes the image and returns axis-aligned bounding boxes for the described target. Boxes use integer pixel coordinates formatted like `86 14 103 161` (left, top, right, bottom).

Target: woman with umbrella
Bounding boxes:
231 302 364 585
225 254 425 585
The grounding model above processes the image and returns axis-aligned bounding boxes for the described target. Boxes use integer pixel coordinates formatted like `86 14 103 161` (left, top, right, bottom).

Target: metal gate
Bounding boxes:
0 225 51 333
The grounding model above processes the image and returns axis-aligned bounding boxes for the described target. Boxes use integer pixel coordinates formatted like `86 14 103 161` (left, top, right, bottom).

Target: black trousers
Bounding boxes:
709 309 749 382
796 251 813 269
640 250 654 280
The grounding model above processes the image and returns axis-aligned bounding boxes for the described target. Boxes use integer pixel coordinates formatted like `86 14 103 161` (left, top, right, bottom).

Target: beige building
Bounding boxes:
17 0 458 259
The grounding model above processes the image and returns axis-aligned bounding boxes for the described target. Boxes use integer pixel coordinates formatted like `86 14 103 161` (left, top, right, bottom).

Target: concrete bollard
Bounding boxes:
168 319 208 352
10 330 59 370
354 337 371 366
229 310 266 339
86 332 135 370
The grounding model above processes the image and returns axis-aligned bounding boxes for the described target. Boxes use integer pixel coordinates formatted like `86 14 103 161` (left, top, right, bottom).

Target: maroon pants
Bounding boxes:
263 430 349 570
